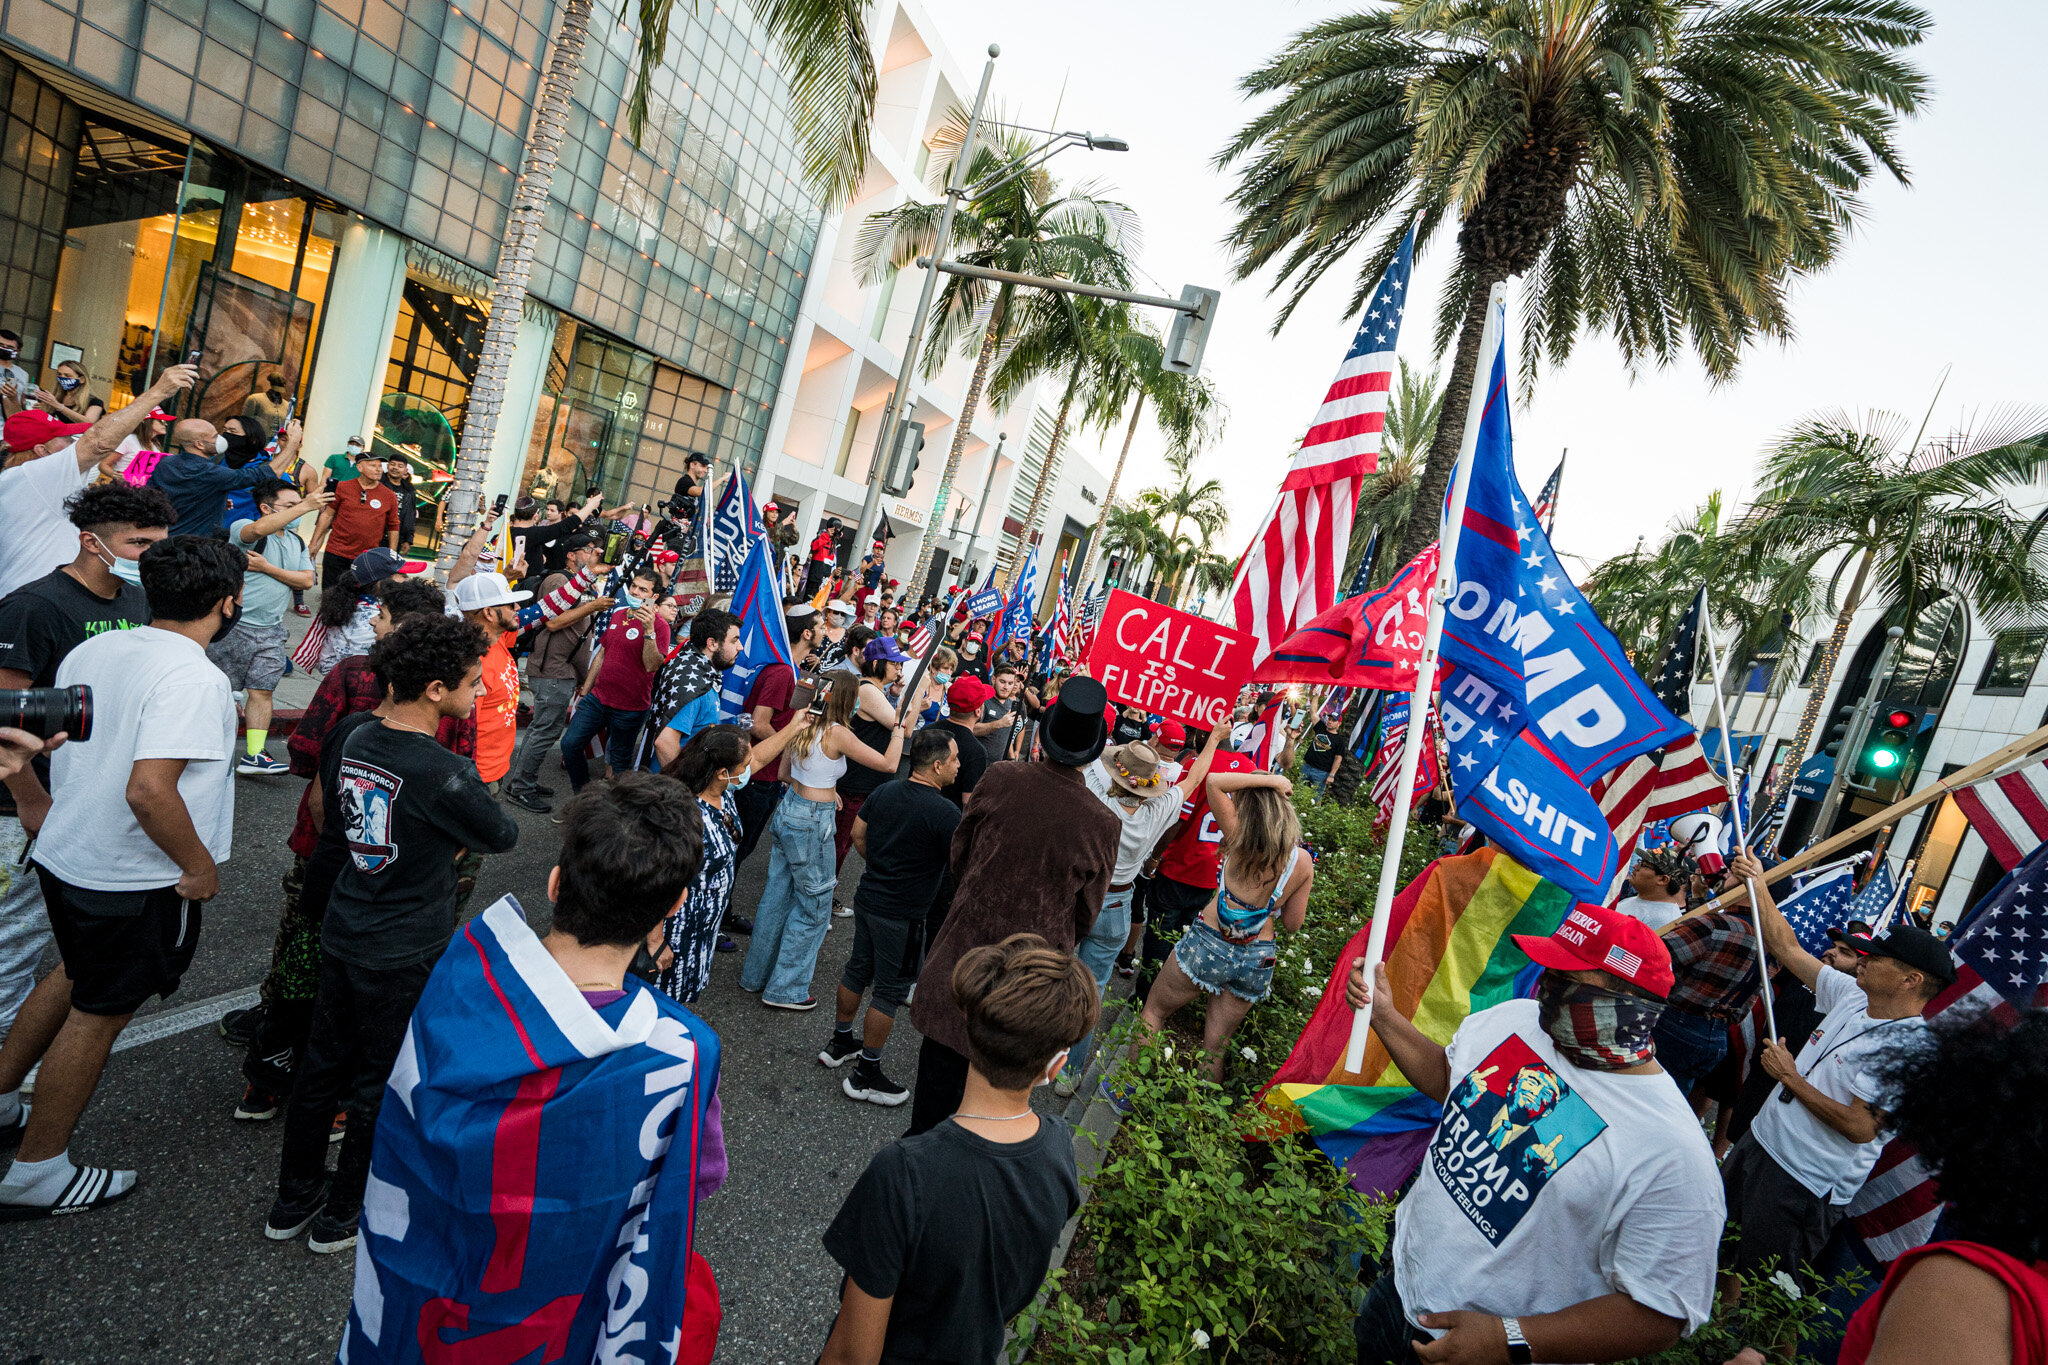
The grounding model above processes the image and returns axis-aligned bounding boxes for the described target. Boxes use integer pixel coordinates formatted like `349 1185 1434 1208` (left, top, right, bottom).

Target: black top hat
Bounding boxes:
1041 675 1109 766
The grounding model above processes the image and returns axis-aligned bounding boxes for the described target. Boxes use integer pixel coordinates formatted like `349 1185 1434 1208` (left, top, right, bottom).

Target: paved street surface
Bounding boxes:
0 736 1068 1364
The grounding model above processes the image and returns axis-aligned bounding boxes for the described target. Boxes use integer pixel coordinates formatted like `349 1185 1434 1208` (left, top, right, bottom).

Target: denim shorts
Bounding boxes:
1173 918 1277 1003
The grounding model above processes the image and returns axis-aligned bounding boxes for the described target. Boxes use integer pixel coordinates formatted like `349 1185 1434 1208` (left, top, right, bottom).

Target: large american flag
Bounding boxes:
1049 579 1074 664
1952 750 2048 870
1231 228 1414 664
1847 837 2048 1261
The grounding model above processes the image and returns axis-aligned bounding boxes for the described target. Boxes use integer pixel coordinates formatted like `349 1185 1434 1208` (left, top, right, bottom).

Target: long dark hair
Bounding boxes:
671 723 751 795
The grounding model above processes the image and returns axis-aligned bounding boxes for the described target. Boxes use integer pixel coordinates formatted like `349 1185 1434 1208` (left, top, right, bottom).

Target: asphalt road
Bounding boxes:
0 745 1068 1365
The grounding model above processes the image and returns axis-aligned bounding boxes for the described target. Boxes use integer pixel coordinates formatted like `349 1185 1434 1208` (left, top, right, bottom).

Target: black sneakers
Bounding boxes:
235 1084 282 1122
218 1005 266 1048
264 1182 327 1241
843 1060 909 1107
307 1207 360 1254
503 787 551 814
818 1031 861 1068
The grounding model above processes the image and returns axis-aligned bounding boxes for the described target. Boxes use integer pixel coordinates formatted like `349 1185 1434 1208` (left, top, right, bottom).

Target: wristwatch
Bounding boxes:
1500 1315 1533 1365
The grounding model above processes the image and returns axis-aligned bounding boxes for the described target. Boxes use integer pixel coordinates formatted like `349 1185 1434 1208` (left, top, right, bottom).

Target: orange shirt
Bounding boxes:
474 631 520 783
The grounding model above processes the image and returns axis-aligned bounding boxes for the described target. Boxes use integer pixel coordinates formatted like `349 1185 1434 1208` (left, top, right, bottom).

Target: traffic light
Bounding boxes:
881 419 925 496
1861 708 1917 776
1821 701 1859 760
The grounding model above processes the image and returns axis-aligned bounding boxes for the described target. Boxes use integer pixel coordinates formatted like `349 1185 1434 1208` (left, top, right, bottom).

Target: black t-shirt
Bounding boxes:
0 568 149 816
323 721 521 970
852 778 959 920
929 717 986 808
823 1117 1081 1364
839 709 899 799
1110 713 1149 745
953 637 990 681
1303 726 1340 772
302 710 379 921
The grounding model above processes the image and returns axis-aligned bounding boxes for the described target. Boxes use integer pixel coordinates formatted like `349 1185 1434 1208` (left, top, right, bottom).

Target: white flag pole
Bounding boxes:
1343 283 1508 1076
1698 592 1778 1042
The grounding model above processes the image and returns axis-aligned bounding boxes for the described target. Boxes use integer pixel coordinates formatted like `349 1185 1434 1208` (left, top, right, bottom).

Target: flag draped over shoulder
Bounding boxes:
344 897 723 1365
1257 848 1573 1197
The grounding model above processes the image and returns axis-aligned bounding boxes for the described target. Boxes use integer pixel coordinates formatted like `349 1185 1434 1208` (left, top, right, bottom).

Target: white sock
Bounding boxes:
0 1149 74 1203
0 1088 21 1125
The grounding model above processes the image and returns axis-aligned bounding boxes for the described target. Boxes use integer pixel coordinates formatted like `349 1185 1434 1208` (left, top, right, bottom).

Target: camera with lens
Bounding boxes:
0 685 92 742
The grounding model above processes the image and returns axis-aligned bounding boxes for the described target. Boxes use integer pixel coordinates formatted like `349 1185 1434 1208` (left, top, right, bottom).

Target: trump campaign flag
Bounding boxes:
1435 310 1693 899
709 470 763 593
719 536 793 719
996 545 1040 650
1253 545 1437 690
343 897 723 1365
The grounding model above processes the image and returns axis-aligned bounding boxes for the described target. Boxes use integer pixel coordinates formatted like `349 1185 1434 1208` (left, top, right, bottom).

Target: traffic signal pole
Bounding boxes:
1812 626 1905 838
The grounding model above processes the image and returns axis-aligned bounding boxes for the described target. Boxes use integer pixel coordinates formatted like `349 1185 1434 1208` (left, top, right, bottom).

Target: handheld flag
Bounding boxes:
719 537 794 719
1773 864 1858 955
1532 453 1565 536
1233 227 1415 663
1253 545 1436 689
709 471 763 593
996 545 1039 650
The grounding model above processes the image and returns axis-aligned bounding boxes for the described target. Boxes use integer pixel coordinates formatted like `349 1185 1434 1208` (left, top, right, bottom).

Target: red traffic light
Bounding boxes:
1885 709 1914 730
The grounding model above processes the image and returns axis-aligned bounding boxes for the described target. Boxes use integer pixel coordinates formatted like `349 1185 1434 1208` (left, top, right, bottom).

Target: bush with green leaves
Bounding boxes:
1021 1038 1390 1364
1618 1261 1867 1365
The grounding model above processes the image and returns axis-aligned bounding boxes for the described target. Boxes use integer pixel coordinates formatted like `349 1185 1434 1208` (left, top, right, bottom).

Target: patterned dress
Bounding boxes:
661 789 740 1004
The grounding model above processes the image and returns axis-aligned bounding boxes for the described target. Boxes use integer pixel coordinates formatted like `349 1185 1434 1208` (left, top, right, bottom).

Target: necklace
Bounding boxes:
953 1108 1034 1122
574 980 621 991
383 717 435 736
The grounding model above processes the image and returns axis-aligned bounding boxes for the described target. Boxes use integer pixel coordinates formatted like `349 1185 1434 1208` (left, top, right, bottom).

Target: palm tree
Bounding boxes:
1218 0 1932 563
1073 322 1225 590
440 0 883 565
1139 447 1229 554
1732 408 2048 763
1343 358 1442 584
857 111 1137 593
1099 503 1165 591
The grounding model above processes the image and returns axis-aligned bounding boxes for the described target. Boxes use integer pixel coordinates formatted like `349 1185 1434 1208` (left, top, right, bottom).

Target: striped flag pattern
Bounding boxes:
1049 580 1074 664
1531 454 1565 536
1231 228 1414 664
907 620 933 656
1951 751 2048 870
1591 739 1725 901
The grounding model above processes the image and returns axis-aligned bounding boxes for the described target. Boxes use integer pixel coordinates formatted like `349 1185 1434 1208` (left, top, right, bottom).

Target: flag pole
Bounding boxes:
1698 588 1778 1042
1344 282 1508 1075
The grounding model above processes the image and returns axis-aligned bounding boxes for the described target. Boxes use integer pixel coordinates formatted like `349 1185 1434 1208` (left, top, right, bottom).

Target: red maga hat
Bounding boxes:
1513 901 1675 998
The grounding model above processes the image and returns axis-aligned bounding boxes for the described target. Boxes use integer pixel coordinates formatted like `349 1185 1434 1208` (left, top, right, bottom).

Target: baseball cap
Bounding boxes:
560 530 599 551
4 409 90 453
864 636 911 664
348 547 431 588
1514 902 1676 999
1860 923 1956 984
1154 718 1188 749
947 675 994 711
451 571 534 612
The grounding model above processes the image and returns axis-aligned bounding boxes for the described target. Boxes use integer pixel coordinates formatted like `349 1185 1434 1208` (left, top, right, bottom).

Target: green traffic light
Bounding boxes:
1867 747 1902 771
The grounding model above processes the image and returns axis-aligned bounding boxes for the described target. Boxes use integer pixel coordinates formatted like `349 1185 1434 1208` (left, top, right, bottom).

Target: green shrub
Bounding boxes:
1618 1262 1868 1364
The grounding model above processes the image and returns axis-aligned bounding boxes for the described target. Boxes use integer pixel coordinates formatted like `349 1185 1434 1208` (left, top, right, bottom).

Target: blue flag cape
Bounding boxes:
1437 311 1692 897
342 897 722 1365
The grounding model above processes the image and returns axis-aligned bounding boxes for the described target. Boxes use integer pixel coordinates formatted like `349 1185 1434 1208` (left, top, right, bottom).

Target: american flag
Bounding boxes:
1593 586 1722 899
1851 860 1900 923
1774 864 1858 956
1952 750 2048 871
907 619 933 656
1847 837 2048 1261
1231 227 1414 664
1049 580 1074 664
1531 453 1565 536
1368 693 1439 827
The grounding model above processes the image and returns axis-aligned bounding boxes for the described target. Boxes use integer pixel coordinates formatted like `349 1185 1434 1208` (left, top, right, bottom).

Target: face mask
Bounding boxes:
210 597 242 645
934 671 951 688
1034 1050 1071 1090
57 376 80 391
347 442 364 456
215 434 230 455
621 592 646 612
87 534 144 587
723 764 751 792
1535 971 1664 1072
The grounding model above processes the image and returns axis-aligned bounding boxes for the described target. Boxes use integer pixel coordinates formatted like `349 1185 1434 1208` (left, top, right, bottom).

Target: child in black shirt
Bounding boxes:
819 933 1099 1364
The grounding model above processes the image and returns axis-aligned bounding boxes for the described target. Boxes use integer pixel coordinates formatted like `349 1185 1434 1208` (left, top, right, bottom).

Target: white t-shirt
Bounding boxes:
1392 1000 1723 1350
0 445 94 598
1750 966 1925 1204
36 628 236 891
1085 760 1188 884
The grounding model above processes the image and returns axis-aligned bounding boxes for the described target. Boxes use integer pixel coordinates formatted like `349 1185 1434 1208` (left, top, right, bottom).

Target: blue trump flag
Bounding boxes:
719 536 793 718
343 896 722 1365
996 545 1039 649
710 470 763 593
1436 307 1693 898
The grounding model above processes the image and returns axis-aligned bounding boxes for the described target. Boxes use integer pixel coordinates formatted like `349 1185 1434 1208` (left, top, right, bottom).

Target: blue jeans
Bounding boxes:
740 792 838 1005
560 698 649 790
1652 1004 1729 1098
1302 765 1333 798
1066 886 1133 1075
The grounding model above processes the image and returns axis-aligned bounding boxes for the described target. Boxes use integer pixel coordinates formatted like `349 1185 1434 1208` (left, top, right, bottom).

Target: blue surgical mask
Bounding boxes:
110 555 144 587
621 592 646 612
57 375 80 391
934 671 951 688
724 763 751 792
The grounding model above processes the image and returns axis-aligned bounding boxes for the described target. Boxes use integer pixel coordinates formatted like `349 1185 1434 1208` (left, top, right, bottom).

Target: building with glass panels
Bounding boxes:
0 0 819 541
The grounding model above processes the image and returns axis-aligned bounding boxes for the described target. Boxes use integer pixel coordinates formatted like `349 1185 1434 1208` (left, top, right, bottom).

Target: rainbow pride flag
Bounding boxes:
1256 847 1572 1197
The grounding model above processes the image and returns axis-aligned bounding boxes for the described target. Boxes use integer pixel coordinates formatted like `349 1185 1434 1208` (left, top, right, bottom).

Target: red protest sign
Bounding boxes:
1085 589 1256 730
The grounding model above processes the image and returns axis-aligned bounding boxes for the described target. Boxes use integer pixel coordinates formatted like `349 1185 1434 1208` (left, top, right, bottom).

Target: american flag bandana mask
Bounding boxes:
1535 972 1663 1071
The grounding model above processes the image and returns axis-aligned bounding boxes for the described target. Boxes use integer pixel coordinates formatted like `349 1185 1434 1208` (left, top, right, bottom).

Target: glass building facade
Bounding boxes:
0 0 818 500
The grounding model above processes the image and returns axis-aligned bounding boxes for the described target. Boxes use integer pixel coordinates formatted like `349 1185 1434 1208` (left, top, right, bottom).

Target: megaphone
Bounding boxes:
1666 812 1726 875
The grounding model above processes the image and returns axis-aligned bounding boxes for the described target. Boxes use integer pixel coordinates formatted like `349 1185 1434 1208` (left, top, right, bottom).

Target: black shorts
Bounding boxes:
1720 1131 1843 1279
39 869 201 1017
841 907 922 1018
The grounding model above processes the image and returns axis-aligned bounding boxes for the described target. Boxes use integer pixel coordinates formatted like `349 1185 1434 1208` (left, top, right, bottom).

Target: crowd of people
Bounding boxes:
0 376 2042 1365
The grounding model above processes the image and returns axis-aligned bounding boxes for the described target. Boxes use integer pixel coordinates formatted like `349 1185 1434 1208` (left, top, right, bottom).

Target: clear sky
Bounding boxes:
914 0 2048 578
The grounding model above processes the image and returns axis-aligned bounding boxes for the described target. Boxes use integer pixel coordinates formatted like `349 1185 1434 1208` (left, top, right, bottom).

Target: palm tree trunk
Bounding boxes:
1007 361 1080 590
1785 549 1874 763
1077 393 1143 590
1396 259 1512 565
437 0 591 573
910 308 1005 596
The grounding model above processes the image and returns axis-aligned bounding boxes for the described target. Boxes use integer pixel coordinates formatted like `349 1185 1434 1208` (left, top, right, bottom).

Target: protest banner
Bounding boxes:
1086 589 1256 730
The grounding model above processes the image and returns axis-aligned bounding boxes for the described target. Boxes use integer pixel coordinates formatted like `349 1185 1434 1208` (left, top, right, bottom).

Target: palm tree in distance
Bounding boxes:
856 109 1137 594
1731 407 2048 764
1218 0 1933 563
1139 447 1229 557
441 0 883 564
1099 503 1165 593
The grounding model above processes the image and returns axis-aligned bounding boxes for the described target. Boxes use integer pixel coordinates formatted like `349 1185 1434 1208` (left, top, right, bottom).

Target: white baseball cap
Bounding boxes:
451 571 532 612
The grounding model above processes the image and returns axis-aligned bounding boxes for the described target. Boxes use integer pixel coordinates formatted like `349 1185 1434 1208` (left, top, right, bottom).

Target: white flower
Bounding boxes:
1191 1328 1212 1351
1769 1270 1803 1300
1240 1046 1257 1061
1302 986 1321 997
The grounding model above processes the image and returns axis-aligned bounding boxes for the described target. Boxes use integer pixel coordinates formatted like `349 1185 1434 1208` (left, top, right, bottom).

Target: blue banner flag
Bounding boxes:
720 536 793 718
1437 306 1693 898
343 897 721 1365
997 545 1040 650
710 470 763 592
